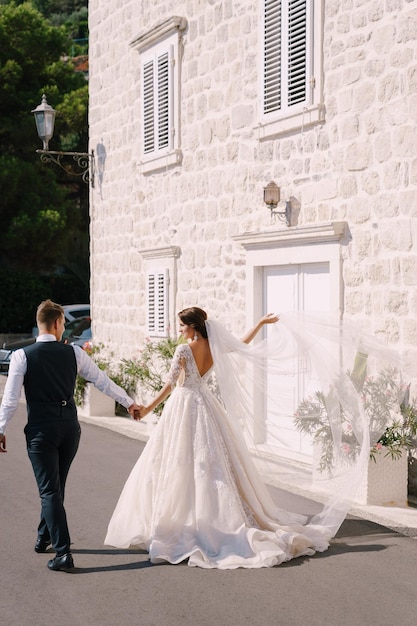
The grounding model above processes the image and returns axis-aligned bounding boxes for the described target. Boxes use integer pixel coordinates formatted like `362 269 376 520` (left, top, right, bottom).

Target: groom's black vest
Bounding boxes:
23 341 78 424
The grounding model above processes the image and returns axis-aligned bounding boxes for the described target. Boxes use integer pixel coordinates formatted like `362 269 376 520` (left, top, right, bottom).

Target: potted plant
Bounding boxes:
75 343 129 417
293 353 417 505
75 337 182 420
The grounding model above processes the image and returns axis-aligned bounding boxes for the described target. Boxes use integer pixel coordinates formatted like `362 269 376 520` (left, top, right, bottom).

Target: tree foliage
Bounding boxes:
0 1 89 331
2 0 89 51
0 266 89 332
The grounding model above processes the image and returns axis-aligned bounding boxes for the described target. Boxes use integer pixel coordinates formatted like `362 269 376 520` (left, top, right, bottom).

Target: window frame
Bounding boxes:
130 17 186 174
258 0 324 138
146 269 169 338
140 246 181 338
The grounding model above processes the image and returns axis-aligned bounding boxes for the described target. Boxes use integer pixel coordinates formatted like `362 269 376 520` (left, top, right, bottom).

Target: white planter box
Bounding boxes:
355 451 408 506
80 383 115 417
313 445 408 507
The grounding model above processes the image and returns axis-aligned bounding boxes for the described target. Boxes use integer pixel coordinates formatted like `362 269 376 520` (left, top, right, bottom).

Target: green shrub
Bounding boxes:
75 337 183 417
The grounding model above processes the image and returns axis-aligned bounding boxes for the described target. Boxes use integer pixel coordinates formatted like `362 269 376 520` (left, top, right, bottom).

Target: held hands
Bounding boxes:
0 434 6 453
127 403 142 420
130 405 151 421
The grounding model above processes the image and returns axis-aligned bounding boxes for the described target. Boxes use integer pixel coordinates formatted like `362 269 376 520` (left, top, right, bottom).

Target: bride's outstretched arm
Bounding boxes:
241 313 279 345
135 345 186 420
136 381 172 420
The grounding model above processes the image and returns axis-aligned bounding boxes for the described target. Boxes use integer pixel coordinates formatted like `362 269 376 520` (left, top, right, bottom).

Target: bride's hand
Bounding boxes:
132 405 148 421
241 313 279 344
132 407 142 421
260 313 279 325
138 405 151 419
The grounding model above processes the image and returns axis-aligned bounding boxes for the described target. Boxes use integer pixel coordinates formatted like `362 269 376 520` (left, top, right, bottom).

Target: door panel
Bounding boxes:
263 263 330 459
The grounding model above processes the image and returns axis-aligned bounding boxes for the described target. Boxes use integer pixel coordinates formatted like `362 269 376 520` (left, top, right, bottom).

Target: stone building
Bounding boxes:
88 0 417 394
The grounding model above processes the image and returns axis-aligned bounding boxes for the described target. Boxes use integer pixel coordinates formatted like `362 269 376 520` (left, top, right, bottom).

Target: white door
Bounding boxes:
263 262 330 459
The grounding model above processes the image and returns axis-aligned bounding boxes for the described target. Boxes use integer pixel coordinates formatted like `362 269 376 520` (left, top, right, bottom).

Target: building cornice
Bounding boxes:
233 222 348 250
130 16 187 52
139 246 181 260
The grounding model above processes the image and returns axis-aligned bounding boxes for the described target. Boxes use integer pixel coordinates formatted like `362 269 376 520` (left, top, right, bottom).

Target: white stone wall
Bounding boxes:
88 0 417 376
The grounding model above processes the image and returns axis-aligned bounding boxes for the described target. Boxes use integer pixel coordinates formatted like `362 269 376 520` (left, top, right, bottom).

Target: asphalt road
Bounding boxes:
1 401 417 626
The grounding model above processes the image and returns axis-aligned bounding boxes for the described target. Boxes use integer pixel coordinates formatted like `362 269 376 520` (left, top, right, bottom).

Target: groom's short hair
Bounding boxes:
36 299 65 328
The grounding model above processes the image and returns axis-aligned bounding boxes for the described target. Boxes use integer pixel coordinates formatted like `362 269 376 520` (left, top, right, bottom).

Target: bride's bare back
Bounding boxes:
189 339 213 377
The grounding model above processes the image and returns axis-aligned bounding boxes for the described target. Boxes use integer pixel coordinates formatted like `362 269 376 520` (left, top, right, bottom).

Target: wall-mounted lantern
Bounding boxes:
32 94 94 187
263 181 291 226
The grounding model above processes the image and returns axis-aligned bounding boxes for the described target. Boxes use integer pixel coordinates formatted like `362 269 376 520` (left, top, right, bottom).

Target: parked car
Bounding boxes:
32 304 90 337
0 336 36 374
63 304 90 324
63 316 92 349
0 315 92 374
62 316 89 341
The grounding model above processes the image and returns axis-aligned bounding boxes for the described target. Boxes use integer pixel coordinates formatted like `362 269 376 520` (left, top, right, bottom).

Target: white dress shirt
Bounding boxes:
0 335 133 434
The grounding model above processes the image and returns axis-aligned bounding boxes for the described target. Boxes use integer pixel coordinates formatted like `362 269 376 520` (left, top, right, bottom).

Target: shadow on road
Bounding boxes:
72 547 148 555
67 561 157 574
66 518 396 573
335 517 399 540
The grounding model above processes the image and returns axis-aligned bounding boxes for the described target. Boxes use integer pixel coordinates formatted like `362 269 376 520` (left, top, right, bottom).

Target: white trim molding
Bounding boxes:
234 222 348 250
257 0 325 139
139 245 181 337
130 17 187 174
234 222 348 324
130 16 187 53
140 246 182 260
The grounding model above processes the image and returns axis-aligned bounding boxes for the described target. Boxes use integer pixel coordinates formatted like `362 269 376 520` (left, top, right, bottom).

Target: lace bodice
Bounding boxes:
167 344 213 390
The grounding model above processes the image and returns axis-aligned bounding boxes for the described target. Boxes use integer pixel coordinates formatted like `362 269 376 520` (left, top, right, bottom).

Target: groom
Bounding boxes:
0 299 140 571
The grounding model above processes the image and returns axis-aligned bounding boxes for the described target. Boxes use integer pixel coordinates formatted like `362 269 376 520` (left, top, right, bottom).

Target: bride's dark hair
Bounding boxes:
178 307 208 339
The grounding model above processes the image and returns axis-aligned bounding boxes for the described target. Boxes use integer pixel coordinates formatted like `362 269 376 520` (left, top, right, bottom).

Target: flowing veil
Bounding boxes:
206 313 406 536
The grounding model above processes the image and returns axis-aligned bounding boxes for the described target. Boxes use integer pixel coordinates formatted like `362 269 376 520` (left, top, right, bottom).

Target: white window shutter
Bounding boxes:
287 0 308 106
143 59 155 154
157 51 170 149
147 270 169 337
263 0 282 114
142 45 173 156
263 0 311 115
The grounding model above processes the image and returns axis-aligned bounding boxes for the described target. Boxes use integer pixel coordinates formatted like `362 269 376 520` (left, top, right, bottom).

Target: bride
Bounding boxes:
105 307 402 568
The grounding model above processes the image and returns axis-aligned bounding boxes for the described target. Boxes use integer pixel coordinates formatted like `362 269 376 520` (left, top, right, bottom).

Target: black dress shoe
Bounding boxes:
34 538 51 553
47 553 74 571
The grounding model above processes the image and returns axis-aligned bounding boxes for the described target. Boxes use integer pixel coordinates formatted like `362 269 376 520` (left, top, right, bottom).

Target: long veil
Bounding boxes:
206 313 406 536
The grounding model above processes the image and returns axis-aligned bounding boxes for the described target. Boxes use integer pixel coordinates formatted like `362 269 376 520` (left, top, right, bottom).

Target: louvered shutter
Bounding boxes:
287 0 308 106
263 0 311 115
143 60 155 154
142 47 171 156
147 270 169 337
157 52 169 149
264 0 282 114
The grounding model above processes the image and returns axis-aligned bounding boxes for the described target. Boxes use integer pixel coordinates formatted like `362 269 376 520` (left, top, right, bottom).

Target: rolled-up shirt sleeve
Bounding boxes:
73 345 133 409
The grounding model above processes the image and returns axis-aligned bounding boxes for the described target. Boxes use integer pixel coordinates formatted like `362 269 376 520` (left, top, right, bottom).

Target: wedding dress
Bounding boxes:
105 315 404 569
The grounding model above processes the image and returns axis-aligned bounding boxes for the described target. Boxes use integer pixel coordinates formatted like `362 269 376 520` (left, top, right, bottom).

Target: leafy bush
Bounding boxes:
294 360 417 471
118 337 182 416
75 337 183 417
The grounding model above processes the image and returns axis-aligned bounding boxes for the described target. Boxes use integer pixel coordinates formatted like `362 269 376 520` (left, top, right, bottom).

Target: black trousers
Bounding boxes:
25 419 81 556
